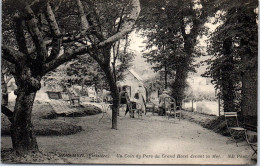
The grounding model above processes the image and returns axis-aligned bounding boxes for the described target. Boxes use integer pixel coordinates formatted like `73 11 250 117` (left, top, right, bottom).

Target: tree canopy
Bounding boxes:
2 0 141 153
202 0 258 125
137 0 217 104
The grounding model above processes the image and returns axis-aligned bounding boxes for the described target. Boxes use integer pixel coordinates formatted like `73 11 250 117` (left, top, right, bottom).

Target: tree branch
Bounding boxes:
42 45 91 75
2 45 24 66
45 3 62 63
86 15 104 41
28 39 52 55
28 0 40 8
14 13 29 55
54 0 64 11
90 54 105 67
116 8 125 32
85 1 103 34
1 105 14 123
45 3 61 37
24 3 48 62
2 60 16 74
77 0 90 34
62 34 85 43
98 0 141 47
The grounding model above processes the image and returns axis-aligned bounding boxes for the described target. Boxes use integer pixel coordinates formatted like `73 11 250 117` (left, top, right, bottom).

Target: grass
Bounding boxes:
66 104 102 117
1 101 103 163
181 110 229 136
1 102 102 136
1 112 83 136
1 149 69 164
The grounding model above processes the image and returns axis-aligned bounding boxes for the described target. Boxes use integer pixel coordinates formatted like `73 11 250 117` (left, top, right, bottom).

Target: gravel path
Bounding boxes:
1 108 256 164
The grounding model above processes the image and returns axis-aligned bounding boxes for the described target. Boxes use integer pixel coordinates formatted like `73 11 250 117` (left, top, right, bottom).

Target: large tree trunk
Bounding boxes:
240 9 257 126
112 62 117 83
241 61 257 126
11 90 38 154
10 66 41 154
171 67 188 106
221 69 236 112
221 38 236 112
171 38 193 107
102 65 119 129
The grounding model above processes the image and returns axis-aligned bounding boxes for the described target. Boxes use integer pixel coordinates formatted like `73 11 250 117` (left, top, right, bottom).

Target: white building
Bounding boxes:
117 69 146 102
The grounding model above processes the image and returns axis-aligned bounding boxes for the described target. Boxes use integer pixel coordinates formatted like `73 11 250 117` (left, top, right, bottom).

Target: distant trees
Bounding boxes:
111 35 135 83
203 0 257 125
54 36 135 93
2 0 140 154
138 0 215 105
139 0 257 121
143 43 177 89
144 75 164 101
65 56 107 91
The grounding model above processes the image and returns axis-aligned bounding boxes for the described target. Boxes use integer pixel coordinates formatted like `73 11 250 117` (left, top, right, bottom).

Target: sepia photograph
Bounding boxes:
1 0 258 164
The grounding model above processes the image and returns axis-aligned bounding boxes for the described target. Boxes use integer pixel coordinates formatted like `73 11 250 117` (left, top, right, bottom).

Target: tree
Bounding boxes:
74 0 141 130
143 43 180 89
203 0 257 125
204 35 241 113
111 35 135 83
238 2 258 126
65 56 107 91
2 0 140 154
138 0 216 105
144 75 164 101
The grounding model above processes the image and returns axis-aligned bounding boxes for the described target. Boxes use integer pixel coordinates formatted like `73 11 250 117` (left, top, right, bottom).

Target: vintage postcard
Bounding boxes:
1 0 258 165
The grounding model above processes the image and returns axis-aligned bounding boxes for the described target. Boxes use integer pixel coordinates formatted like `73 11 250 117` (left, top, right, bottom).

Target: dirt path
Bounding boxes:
1 108 256 164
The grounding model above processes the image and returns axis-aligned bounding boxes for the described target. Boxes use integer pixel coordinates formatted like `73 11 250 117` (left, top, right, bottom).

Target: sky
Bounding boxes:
128 29 211 79
127 30 216 95
128 30 147 53
127 30 157 80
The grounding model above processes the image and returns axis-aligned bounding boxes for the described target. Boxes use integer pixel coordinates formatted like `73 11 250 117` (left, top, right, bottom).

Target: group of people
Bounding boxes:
119 86 146 118
119 86 173 117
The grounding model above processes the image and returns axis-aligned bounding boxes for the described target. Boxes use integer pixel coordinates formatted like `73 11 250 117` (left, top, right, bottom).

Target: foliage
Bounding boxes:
137 0 216 104
144 75 164 99
2 0 141 152
202 0 258 112
66 56 107 90
111 36 135 82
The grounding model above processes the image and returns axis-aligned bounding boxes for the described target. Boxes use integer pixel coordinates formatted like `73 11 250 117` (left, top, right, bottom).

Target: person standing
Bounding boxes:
134 89 146 115
158 90 170 115
119 86 131 116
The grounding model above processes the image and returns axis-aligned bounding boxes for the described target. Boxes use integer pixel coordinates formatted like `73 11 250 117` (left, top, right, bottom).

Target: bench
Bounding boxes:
67 92 80 105
46 91 79 118
46 91 62 100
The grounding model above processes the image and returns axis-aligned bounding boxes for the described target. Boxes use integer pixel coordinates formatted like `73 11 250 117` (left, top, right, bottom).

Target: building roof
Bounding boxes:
128 69 143 82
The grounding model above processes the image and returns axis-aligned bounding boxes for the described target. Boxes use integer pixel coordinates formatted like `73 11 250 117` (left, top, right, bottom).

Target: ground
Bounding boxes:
1 106 256 165
1 102 101 136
